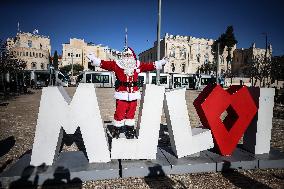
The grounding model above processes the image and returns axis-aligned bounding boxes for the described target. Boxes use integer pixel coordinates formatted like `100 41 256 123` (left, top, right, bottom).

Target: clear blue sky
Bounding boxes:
0 0 283 56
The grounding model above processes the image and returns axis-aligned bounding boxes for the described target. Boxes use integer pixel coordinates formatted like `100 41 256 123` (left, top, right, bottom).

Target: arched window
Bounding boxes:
204 54 209 64
169 45 175 58
197 54 200 63
171 63 175 72
180 47 187 59
31 62 37 69
181 64 185 73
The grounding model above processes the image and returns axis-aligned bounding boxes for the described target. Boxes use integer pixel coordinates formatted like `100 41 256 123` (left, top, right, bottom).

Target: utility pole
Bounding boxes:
216 43 220 84
156 0 162 86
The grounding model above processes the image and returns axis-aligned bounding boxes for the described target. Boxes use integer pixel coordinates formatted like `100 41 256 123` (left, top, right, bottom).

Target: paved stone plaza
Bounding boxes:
0 87 283 188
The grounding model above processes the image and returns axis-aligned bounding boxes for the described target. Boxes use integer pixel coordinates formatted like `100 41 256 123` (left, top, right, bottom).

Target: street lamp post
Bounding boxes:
49 65 54 86
216 43 220 84
156 0 162 86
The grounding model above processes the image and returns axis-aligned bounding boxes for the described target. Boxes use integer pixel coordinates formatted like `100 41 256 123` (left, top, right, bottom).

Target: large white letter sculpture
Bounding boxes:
111 84 165 159
30 84 110 166
243 88 275 154
164 88 214 157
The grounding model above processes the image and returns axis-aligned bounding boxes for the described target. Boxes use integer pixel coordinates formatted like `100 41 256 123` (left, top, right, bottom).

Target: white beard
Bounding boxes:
117 57 137 76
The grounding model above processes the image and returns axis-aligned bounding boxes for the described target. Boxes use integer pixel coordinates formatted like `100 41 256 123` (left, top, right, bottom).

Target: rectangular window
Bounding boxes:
86 74 91 83
26 52 28 56
92 74 101 83
103 75 109 83
68 53 70 57
28 40 32 48
76 54 78 57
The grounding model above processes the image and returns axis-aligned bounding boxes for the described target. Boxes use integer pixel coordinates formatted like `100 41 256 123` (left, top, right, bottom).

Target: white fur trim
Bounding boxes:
155 59 166 70
87 53 101 67
91 57 101 67
113 119 125 127
114 91 141 101
116 60 139 69
125 119 135 126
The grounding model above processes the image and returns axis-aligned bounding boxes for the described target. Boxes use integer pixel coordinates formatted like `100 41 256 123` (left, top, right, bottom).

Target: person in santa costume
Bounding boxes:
87 47 167 139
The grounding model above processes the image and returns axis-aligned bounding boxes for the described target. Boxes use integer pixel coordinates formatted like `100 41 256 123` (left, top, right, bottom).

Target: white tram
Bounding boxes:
76 71 215 90
170 73 197 89
76 71 115 88
137 73 170 89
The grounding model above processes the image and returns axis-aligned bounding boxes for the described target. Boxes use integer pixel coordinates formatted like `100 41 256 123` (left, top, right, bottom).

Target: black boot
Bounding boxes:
125 126 136 139
111 126 121 139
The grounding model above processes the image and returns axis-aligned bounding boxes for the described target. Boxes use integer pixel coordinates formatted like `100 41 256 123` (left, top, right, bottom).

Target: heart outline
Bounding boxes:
194 84 258 156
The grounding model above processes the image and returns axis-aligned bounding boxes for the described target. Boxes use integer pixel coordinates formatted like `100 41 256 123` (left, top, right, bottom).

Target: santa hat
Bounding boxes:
123 47 137 60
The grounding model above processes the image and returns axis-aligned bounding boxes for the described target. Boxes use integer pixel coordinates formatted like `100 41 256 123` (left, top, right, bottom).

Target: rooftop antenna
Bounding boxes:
124 27 128 50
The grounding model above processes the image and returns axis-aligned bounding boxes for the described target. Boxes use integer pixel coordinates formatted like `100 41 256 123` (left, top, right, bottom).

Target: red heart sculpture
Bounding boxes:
194 84 258 156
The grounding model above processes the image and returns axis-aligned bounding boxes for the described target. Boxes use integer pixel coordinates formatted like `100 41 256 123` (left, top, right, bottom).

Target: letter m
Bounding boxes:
30 84 110 166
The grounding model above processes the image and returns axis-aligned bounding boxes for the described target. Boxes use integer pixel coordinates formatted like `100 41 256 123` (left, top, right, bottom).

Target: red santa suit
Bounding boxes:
88 47 166 128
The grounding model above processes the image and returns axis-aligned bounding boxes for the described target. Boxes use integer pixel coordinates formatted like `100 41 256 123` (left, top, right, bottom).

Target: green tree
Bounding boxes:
0 39 26 95
197 62 217 75
270 56 284 85
53 50 59 70
212 26 238 78
59 63 83 76
242 57 272 87
48 52 52 67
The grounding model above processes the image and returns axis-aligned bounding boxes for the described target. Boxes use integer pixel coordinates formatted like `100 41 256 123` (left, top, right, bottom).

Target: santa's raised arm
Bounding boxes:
87 47 167 139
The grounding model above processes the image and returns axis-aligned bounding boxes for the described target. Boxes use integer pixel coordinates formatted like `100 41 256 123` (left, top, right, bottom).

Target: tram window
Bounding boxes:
138 76 144 87
102 75 109 83
152 76 167 84
201 78 211 85
182 77 189 84
77 74 83 83
138 76 144 83
160 76 167 84
92 74 101 83
86 74 91 83
151 76 156 84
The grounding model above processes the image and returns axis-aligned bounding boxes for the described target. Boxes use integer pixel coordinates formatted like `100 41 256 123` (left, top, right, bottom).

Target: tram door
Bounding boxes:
138 76 145 87
174 77 181 88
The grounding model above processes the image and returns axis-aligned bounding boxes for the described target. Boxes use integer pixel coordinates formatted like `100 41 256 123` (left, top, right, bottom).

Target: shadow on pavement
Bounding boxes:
144 165 176 189
221 161 272 189
8 165 82 189
0 136 16 157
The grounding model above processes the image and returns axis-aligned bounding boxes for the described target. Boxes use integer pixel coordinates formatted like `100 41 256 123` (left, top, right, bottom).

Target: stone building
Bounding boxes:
139 33 235 75
62 38 120 71
232 43 272 75
6 32 51 70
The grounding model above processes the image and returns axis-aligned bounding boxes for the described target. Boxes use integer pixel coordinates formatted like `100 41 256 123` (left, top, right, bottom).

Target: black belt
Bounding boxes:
115 80 138 88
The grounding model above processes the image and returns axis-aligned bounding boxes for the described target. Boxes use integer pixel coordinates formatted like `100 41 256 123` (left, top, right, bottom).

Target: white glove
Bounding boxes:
86 52 101 67
155 57 168 70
